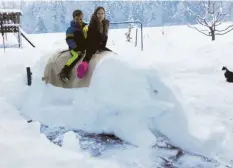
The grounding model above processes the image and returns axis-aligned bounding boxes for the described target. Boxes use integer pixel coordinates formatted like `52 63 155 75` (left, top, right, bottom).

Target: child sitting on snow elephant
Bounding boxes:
77 6 111 79
58 9 88 82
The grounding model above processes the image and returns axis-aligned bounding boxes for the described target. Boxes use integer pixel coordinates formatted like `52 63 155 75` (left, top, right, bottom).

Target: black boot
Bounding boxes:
58 65 70 83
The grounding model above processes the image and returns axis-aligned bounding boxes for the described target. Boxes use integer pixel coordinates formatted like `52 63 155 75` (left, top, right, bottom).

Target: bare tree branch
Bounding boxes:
210 1 216 14
183 2 209 27
187 24 211 36
196 16 210 28
215 24 233 32
213 1 221 15
215 27 233 35
215 3 233 25
220 3 233 16
201 2 210 21
215 14 228 26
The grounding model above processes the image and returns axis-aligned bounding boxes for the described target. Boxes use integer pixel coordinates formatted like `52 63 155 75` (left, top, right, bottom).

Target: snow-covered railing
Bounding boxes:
110 20 144 51
0 9 22 15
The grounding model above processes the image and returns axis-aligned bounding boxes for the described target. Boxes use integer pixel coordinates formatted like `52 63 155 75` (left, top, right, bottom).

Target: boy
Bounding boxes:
58 9 88 82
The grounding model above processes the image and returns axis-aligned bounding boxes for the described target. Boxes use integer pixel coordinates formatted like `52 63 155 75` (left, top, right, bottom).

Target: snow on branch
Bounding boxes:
183 3 209 27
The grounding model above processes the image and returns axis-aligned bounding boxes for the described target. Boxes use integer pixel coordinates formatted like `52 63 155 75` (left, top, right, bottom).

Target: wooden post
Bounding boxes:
135 28 138 47
18 11 22 48
18 27 22 48
17 12 21 48
26 67 32 86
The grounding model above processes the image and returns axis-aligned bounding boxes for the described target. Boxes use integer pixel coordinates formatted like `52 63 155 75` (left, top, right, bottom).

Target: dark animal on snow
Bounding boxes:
222 66 233 82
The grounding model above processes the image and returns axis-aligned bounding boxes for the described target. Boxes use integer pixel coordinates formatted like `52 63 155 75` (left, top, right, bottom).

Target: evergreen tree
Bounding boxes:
56 1 67 32
35 16 47 33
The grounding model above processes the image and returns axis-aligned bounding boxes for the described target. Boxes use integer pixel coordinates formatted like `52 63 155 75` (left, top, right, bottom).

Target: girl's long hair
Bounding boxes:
89 6 109 35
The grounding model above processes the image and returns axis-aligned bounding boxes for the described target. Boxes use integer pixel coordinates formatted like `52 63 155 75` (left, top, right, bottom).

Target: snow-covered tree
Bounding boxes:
93 0 101 9
55 1 67 32
172 2 187 24
184 1 233 41
35 16 47 33
0 1 6 8
4 1 226 34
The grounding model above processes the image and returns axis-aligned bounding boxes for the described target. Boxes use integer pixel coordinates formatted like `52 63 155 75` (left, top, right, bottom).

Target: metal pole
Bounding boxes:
110 20 143 51
18 27 21 48
135 28 138 47
141 22 143 51
26 67 32 86
0 14 6 52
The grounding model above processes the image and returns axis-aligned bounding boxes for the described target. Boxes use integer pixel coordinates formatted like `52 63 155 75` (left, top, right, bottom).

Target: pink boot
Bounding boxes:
77 61 89 79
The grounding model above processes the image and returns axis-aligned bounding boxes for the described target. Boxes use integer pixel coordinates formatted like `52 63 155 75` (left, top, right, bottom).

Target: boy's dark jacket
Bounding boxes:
66 20 87 53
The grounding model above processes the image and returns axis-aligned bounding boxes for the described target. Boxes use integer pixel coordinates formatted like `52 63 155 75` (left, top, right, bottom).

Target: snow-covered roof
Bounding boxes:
0 9 22 15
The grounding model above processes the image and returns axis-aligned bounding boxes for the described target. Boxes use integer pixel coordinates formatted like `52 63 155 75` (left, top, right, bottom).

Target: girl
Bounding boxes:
77 6 111 79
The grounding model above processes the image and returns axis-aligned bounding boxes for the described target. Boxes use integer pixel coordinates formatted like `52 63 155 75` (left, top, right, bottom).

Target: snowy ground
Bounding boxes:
1 24 233 168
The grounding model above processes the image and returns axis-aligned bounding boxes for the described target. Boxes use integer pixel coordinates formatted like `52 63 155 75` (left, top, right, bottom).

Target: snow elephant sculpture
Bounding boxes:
42 50 115 88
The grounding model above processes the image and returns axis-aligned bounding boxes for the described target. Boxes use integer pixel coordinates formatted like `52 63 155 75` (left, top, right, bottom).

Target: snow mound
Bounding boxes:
0 98 121 168
19 50 206 153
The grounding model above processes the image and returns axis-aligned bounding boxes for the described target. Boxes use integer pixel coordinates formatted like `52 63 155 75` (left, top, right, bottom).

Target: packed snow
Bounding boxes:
1 24 233 168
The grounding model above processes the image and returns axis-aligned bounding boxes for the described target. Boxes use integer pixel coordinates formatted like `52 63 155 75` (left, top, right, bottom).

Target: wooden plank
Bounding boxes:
0 26 19 33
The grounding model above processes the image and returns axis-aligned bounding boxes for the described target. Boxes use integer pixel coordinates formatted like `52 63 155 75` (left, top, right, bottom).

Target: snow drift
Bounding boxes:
0 98 121 168
1 25 233 167
17 48 215 157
